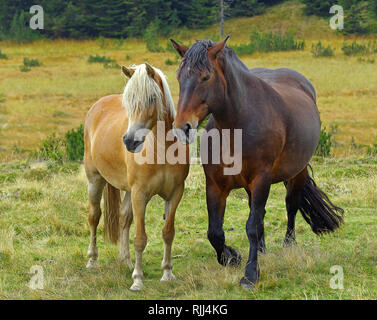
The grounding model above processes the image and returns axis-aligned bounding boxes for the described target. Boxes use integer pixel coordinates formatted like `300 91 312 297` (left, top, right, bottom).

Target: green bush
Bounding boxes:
315 126 333 157
165 58 179 65
65 124 84 161
38 133 66 163
87 55 114 64
37 125 84 162
23 57 41 67
144 18 164 52
233 29 305 56
19 65 31 72
0 49 7 59
311 41 335 57
342 41 377 56
88 55 119 69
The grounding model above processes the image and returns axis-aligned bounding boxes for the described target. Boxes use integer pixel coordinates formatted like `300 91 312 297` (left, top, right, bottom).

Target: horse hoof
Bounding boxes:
161 271 176 282
130 282 144 291
283 238 297 247
240 277 256 291
86 259 98 269
219 246 242 267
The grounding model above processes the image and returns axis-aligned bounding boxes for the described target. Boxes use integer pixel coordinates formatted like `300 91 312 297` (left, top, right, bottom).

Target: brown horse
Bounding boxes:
171 37 344 289
84 63 189 291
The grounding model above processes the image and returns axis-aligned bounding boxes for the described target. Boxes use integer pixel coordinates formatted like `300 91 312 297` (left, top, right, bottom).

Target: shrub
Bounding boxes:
88 55 119 69
38 133 65 163
0 49 7 59
87 55 114 64
19 65 31 72
165 58 179 65
36 124 84 162
23 57 41 67
233 29 305 56
315 126 333 157
144 18 164 53
65 124 84 161
311 41 335 57
342 41 377 56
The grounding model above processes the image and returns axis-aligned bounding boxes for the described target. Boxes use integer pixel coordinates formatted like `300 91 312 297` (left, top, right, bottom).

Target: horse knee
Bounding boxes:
246 220 264 244
134 235 147 252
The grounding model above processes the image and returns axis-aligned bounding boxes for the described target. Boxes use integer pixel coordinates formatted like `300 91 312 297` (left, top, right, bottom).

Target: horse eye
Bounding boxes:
201 75 210 82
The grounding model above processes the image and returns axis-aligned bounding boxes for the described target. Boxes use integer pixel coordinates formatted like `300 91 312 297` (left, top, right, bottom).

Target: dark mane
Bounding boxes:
178 39 248 78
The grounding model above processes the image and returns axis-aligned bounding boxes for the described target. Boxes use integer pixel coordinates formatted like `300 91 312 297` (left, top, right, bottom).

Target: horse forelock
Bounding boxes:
122 64 175 122
179 40 216 78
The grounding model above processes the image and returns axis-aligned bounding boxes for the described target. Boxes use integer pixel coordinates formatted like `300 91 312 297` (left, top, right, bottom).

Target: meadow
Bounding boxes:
0 0 376 299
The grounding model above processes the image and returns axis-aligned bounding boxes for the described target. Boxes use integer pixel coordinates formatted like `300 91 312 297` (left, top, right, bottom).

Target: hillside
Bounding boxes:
0 0 377 162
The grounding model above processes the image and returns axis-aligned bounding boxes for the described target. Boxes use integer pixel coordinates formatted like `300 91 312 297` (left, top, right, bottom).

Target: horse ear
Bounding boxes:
207 36 230 60
145 62 155 78
122 66 135 79
170 39 188 58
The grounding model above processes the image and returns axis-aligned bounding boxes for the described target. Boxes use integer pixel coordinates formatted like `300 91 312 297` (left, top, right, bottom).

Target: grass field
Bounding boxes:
0 0 376 299
0 159 376 299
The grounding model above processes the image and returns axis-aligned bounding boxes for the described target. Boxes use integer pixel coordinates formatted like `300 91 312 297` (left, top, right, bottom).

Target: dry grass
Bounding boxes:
0 159 376 299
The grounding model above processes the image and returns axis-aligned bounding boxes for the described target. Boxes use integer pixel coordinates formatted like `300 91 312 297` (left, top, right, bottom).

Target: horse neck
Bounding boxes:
212 51 262 127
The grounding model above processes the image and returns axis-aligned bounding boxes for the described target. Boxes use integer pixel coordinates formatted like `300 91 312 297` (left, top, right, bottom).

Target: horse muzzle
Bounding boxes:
173 122 196 145
123 133 145 153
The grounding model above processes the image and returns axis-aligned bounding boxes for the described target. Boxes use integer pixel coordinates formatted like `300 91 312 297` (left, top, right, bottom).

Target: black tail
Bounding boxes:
299 170 344 235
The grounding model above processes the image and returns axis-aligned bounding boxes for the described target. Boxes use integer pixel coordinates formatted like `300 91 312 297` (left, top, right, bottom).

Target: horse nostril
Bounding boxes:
183 123 192 136
123 134 128 145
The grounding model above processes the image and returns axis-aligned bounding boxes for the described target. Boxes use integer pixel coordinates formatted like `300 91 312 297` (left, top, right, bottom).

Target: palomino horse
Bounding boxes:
171 37 344 289
84 63 189 291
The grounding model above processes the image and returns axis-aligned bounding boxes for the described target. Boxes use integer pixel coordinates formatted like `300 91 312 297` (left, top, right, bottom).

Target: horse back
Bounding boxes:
250 67 316 103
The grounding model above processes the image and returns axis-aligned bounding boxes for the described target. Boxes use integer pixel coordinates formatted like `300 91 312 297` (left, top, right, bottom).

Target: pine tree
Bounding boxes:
301 0 338 17
227 0 265 17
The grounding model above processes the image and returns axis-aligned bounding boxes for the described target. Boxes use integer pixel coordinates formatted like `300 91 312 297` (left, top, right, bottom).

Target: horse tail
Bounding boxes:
299 166 344 235
103 183 121 244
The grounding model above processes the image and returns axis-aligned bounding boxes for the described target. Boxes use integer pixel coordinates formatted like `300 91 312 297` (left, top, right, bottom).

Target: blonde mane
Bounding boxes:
122 64 176 122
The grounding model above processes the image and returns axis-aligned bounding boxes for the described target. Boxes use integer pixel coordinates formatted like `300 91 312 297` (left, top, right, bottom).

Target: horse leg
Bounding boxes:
246 189 266 253
241 175 271 290
207 183 241 267
161 184 184 282
283 168 307 247
130 189 148 291
86 174 106 268
119 192 134 270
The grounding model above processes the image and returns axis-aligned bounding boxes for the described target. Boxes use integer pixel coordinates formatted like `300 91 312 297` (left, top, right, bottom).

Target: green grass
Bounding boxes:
0 158 376 299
